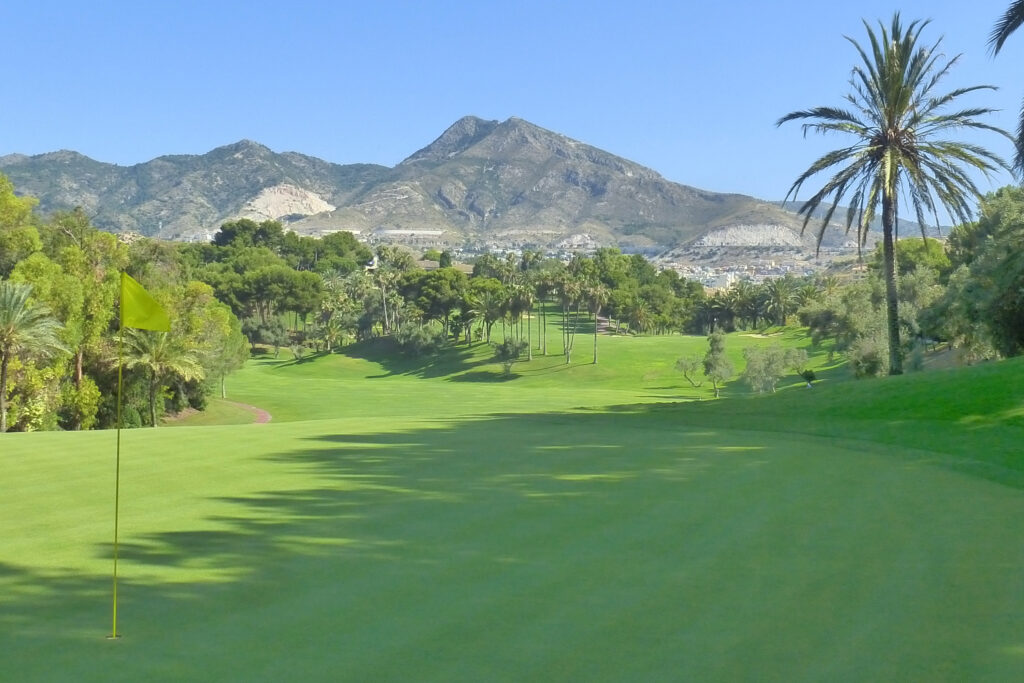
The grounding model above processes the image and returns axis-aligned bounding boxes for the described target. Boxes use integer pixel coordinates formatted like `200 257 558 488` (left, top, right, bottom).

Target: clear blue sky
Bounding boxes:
3 0 1021 203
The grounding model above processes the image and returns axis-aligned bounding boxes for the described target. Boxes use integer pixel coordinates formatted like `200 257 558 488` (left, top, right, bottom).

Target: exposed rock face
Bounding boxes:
692 224 807 248
0 140 388 239
238 183 336 222
1 116 844 250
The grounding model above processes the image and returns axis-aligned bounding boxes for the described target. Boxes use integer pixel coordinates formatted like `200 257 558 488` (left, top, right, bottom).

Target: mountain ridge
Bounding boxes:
0 116 845 251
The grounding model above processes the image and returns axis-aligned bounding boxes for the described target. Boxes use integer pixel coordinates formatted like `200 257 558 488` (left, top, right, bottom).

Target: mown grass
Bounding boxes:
2 329 1022 681
211 326 830 423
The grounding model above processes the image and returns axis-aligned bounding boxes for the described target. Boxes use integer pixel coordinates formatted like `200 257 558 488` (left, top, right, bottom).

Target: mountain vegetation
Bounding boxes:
0 117 825 251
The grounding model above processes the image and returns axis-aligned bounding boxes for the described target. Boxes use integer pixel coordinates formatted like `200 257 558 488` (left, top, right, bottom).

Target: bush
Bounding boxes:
494 338 528 377
742 345 788 393
395 324 448 357
849 333 889 377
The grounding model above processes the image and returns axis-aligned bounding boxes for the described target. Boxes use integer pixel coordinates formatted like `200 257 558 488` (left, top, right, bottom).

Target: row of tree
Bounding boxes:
4 167 1024 431
190 186 1024 380
1 176 248 431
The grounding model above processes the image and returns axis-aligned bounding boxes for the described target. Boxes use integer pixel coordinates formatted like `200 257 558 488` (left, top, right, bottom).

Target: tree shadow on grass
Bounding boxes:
6 394 1024 679
448 370 517 382
340 338 495 379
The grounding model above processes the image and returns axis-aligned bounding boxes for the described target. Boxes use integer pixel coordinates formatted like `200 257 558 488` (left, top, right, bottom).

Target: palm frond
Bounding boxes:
990 0 1024 54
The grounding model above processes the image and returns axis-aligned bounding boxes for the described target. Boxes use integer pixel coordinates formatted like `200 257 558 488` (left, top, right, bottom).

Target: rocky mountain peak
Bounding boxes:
0 153 29 165
36 150 94 164
401 116 500 165
210 139 273 159
0 115 834 252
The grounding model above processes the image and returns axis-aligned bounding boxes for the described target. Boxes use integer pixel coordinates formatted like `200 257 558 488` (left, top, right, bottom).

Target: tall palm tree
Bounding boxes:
0 282 67 432
514 281 536 360
991 1 1024 172
778 13 1010 374
585 282 610 364
119 328 204 427
457 291 481 345
478 288 506 343
556 275 583 363
533 272 558 356
372 266 399 334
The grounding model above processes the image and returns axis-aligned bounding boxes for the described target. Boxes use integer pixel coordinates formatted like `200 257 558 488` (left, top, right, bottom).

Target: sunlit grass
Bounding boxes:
2 331 1022 680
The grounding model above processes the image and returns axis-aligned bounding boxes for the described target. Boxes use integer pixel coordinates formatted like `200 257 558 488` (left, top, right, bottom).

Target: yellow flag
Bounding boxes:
120 272 170 331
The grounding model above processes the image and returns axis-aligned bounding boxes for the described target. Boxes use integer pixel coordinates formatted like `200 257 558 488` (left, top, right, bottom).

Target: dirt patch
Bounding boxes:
163 407 199 423
226 402 272 423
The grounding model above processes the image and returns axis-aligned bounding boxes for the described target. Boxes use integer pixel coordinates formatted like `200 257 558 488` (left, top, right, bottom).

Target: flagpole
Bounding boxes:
110 313 123 639
109 271 170 639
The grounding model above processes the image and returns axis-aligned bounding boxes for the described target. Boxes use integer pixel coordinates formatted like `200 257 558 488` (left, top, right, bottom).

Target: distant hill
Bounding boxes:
1 116 853 251
0 142 389 239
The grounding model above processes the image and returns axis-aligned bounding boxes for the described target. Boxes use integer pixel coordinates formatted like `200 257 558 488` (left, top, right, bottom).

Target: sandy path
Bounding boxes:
225 401 272 424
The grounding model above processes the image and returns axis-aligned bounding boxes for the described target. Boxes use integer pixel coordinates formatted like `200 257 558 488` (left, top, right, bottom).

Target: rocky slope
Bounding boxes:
1 116 848 250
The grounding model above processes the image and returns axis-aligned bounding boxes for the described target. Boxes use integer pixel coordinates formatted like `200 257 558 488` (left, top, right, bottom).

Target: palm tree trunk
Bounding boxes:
565 303 573 358
149 373 158 427
1 354 9 433
527 303 533 361
593 307 599 364
542 299 547 355
72 350 84 430
566 302 579 365
882 193 903 375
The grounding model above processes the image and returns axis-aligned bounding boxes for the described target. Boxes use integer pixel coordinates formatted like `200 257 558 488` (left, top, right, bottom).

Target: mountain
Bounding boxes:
0 141 390 239
0 116 845 251
778 201 946 239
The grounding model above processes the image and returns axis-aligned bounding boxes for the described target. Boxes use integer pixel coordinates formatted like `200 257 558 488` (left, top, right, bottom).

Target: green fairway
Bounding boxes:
2 335 1023 681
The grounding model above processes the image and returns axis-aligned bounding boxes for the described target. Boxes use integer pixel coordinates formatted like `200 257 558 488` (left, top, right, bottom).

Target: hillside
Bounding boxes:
0 142 389 239
0 116 851 252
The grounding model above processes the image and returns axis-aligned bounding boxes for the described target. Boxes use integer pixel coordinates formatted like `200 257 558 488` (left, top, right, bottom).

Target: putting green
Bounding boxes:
2 340 1022 680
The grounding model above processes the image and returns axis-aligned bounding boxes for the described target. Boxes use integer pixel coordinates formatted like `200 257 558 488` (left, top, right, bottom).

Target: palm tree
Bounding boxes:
533 272 558 355
0 282 67 432
585 282 610 364
119 328 204 427
626 297 652 335
514 282 536 360
991 2 1024 172
372 266 399 334
795 281 821 309
318 316 344 352
556 275 583 363
778 13 1010 374
764 276 799 326
817 274 842 299
726 280 762 330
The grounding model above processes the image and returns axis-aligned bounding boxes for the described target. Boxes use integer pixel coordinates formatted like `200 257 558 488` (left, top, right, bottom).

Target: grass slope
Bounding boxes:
2 332 1023 681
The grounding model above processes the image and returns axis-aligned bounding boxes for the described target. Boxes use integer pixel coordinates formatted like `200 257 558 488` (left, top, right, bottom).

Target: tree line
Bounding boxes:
4 163 1024 430
1 176 248 431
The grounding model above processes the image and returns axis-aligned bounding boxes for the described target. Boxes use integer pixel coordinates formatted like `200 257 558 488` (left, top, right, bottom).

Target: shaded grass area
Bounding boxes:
4 333 1023 680
3 399 1024 680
